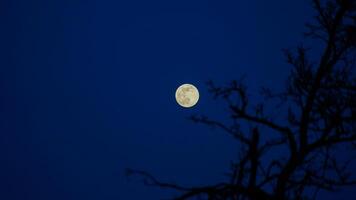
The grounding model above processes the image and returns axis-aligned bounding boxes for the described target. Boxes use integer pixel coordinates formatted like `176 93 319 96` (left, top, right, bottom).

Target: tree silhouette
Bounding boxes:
127 0 356 199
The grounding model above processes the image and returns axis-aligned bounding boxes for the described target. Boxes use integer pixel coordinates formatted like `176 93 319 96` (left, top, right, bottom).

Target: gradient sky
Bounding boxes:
1 0 354 199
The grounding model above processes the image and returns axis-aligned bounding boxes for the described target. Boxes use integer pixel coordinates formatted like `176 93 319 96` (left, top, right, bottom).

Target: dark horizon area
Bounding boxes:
1 0 355 199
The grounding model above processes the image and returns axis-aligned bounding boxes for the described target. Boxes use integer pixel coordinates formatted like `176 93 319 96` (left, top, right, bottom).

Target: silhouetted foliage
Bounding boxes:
127 0 356 199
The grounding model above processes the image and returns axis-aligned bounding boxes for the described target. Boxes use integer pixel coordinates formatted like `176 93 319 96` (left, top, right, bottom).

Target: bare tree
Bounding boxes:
127 0 356 199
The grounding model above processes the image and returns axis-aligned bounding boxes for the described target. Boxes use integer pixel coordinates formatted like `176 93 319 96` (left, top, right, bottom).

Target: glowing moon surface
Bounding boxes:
175 84 199 108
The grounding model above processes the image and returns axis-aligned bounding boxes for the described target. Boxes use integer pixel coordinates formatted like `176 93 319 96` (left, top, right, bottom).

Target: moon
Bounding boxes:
175 84 199 108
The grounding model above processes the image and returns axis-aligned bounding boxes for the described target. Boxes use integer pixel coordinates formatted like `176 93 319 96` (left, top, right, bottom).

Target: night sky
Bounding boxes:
1 0 354 199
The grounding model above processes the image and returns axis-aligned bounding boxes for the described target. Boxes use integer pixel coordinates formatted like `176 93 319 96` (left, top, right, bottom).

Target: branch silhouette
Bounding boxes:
127 0 356 199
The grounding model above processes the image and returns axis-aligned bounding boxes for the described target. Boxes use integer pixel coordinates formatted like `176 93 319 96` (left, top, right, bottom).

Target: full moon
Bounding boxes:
175 84 199 108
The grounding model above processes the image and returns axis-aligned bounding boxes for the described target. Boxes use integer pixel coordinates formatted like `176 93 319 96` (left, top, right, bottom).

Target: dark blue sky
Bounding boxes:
1 0 354 199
